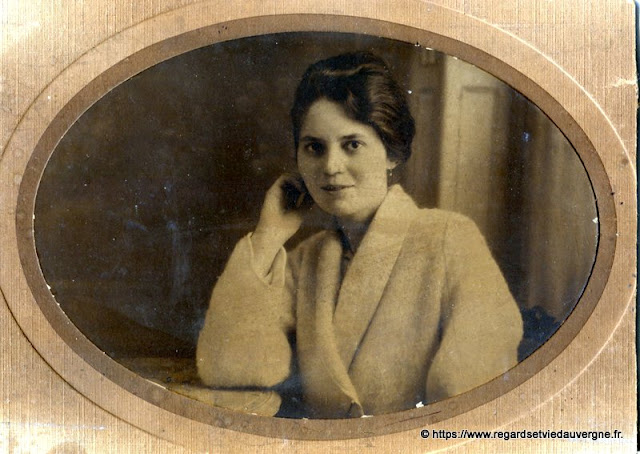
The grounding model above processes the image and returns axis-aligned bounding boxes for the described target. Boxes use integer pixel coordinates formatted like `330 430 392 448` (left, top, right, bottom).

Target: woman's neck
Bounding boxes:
334 216 372 253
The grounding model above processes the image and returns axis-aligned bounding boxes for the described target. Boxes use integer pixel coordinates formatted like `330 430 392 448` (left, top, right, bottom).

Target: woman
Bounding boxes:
196 52 523 418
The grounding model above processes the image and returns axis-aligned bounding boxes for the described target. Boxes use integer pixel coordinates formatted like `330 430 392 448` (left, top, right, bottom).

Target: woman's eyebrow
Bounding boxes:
300 135 325 143
341 134 364 141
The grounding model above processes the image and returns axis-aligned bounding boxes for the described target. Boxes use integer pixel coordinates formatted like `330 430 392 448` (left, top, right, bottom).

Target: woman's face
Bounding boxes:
297 98 396 224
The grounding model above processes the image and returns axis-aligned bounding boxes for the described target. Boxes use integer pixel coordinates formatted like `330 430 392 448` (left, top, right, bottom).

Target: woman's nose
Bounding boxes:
323 147 345 175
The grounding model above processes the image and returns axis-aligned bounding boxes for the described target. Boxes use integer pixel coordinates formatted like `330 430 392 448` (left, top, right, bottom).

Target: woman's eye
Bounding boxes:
304 142 325 156
345 140 362 152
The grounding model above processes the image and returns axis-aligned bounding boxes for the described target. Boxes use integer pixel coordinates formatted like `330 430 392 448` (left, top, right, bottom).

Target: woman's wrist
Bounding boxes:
250 228 288 278
253 221 294 246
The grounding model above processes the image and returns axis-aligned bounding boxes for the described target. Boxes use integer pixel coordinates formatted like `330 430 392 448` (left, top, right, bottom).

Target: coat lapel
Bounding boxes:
296 185 417 417
333 185 416 371
297 231 363 417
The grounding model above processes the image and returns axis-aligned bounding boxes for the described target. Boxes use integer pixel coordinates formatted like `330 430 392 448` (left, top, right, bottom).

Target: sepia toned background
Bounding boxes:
34 33 596 364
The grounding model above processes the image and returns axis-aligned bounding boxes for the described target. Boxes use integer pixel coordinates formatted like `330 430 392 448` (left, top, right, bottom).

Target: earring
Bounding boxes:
387 168 393 178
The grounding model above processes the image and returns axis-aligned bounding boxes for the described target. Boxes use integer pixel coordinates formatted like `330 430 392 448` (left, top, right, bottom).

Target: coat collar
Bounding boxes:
297 184 419 417
332 184 417 371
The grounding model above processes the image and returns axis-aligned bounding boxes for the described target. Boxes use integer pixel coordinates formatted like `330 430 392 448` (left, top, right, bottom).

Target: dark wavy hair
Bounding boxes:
291 52 415 163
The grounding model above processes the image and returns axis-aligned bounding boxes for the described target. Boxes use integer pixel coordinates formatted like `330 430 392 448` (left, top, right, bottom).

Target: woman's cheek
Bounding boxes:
298 161 319 191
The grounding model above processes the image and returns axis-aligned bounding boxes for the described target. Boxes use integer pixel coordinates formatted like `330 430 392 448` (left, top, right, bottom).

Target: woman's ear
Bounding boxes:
386 158 400 181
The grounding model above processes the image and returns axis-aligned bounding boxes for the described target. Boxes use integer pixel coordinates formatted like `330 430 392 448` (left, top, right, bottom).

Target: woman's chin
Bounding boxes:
311 191 384 224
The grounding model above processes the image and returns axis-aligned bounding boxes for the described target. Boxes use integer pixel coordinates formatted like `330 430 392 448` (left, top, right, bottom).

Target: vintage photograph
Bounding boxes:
33 32 598 419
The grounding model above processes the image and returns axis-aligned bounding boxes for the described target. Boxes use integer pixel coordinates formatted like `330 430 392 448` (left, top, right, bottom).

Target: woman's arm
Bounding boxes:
196 174 307 389
425 214 523 402
196 233 296 388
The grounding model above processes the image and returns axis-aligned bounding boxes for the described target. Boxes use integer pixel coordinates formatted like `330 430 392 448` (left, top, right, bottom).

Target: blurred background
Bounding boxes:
35 32 597 368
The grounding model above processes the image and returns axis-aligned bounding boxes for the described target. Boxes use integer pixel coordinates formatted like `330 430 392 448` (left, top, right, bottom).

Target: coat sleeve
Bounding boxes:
425 215 523 403
196 233 296 388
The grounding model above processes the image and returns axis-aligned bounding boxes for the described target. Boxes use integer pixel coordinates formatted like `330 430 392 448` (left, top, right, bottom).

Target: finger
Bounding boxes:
280 172 305 192
295 191 306 209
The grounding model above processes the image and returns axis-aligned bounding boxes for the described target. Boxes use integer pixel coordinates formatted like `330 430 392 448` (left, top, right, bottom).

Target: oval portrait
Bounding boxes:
31 32 597 422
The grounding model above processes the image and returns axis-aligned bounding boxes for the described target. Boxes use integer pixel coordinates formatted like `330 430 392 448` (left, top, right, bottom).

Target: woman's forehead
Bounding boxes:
299 99 377 140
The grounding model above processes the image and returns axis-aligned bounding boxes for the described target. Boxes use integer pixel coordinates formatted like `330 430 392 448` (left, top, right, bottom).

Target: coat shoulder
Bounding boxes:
406 206 479 241
410 206 476 228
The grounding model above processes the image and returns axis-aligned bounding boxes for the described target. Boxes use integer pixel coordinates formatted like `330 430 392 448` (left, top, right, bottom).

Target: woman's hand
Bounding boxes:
251 174 312 277
256 174 310 240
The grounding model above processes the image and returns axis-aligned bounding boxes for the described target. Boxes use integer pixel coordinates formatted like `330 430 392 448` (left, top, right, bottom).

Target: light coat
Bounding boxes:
196 185 523 418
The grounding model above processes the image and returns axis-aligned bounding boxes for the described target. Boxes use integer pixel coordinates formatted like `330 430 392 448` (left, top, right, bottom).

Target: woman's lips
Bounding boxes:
321 184 353 192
